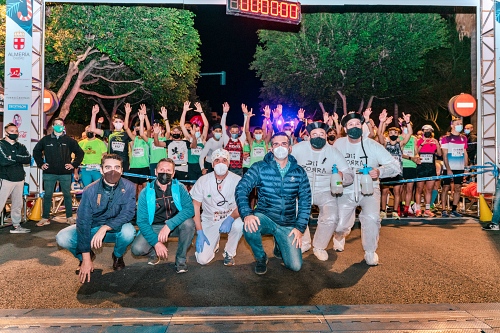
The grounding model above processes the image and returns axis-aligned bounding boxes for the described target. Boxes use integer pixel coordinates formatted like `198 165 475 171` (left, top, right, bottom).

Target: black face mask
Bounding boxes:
389 135 399 141
172 133 181 139
7 133 18 141
157 172 173 185
310 137 326 149
87 132 94 139
346 127 363 139
423 132 432 138
327 135 335 141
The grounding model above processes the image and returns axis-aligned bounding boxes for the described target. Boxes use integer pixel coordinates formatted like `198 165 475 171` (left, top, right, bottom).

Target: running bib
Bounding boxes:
111 141 125 152
230 151 241 161
152 144 164 150
252 147 265 157
214 209 231 222
403 147 414 157
451 148 464 157
84 164 100 171
191 148 202 156
132 147 144 157
420 153 434 164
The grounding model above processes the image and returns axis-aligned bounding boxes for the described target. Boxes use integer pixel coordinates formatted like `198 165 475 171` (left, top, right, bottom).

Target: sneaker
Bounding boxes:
380 211 387 219
449 210 462 218
35 218 50 227
112 253 125 270
402 206 409 217
441 210 449 218
175 263 188 274
422 210 435 217
148 254 160 266
254 255 268 275
313 248 328 261
392 212 400 220
301 243 311 253
10 226 31 234
333 235 345 252
415 210 422 217
273 240 282 260
223 251 235 266
364 251 379 266
482 223 500 231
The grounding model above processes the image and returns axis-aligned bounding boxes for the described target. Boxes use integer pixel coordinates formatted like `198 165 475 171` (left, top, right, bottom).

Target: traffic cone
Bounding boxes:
28 197 42 221
479 194 493 222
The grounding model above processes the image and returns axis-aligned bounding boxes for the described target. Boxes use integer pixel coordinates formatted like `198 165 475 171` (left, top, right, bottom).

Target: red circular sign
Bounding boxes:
453 93 476 117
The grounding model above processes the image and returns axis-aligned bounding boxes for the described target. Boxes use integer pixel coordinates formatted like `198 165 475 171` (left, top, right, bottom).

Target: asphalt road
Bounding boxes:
0 218 498 309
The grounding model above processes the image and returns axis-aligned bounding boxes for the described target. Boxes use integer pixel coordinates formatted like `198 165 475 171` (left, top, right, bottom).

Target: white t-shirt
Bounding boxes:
333 137 401 193
190 171 241 225
198 137 224 169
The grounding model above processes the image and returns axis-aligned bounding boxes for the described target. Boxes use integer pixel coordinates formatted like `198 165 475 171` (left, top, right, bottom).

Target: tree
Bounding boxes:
44 4 200 120
251 12 450 114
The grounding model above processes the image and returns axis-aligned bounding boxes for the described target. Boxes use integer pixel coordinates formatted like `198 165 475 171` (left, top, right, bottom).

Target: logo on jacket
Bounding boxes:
290 176 295 182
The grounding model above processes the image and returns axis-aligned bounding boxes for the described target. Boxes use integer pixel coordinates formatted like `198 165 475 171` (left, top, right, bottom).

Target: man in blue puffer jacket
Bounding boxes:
131 158 195 273
236 132 312 275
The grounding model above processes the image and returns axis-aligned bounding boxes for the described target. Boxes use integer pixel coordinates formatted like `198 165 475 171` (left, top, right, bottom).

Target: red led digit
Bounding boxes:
270 0 278 16
240 0 249 11
261 0 269 14
289 4 298 19
251 0 259 13
280 2 288 17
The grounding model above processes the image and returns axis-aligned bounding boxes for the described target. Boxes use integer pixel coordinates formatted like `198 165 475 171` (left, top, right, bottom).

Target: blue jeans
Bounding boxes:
491 180 500 225
81 169 102 187
42 173 73 219
131 219 195 265
56 223 136 261
243 212 302 271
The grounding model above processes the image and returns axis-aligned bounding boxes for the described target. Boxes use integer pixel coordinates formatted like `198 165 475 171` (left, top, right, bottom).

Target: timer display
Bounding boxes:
227 0 301 25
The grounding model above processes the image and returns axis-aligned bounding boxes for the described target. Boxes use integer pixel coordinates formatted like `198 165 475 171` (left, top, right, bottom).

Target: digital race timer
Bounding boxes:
226 0 301 25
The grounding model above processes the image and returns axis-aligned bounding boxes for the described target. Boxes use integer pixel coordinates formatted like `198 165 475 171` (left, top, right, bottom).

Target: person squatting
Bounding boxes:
4 101 483 283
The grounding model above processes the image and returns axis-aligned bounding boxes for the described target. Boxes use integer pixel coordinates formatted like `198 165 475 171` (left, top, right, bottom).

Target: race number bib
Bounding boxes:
191 148 202 156
252 147 265 157
152 144 164 150
403 147 414 157
420 153 434 164
84 164 100 171
132 147 144 157
214 209 230 222
111 141 125 152
451 148 464 157
230 151 241 161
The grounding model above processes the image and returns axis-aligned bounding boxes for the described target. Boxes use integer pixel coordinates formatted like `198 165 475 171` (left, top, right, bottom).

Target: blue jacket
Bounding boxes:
76 178 136 255
136 179 194 247
235 152 312 233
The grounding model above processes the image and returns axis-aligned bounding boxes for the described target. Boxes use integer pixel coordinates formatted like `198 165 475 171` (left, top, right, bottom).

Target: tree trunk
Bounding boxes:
56 62 78 101
367 96 375 109
337 91 347 115
394 103 398 127
357 99 364 113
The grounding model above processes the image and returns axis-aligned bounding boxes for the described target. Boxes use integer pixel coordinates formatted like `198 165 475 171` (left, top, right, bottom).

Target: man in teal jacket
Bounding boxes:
131 158 195 273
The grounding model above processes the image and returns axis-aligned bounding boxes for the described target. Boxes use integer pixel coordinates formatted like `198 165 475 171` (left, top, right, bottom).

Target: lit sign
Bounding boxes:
227 0 301 25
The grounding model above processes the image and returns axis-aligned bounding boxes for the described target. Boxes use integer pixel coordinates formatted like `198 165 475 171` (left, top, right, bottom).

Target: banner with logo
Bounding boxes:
4 0 33 146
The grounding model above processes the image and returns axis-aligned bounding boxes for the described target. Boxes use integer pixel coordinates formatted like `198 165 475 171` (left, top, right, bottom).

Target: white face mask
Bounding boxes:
273 146 289 160
254 134 263 141
114 122 123 131
284 130 292 137
195 131 201 138
214 163 228 176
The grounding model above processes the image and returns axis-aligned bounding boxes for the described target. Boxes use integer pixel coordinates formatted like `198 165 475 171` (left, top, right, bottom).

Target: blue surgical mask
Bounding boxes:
464 129 471 135
53 124 64 133
195 131 201 138
455 125 463 133
254 134 263 141
214 133 222 140
403 128 408 134
231 133 239 139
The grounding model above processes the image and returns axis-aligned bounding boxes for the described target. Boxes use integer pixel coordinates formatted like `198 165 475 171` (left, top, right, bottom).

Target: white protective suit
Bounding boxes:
332 137 400 260
292 141 354 252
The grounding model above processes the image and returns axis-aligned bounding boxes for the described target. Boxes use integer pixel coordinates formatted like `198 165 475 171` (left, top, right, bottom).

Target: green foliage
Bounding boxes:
45 4 200 112
251 12 450 110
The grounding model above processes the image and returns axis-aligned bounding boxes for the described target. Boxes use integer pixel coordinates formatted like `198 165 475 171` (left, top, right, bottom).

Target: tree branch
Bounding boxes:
79 88 137 99
89 74 143 84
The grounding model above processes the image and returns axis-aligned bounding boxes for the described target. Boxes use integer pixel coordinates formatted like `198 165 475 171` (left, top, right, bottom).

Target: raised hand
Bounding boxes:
124 103 132 114
363 107 372 120
222 102 230 113
297 108 305 120
323 111 329 123
139 104 147 115
276 104 283 116
402 112 411 124
92 104 99 116
332 111 339 122
194 102 203 113
153 123 161 134
183 101 191 113
379 109 387 123
263 105 271 119
385 116 393 125
241 103 250 115
160 106 168 120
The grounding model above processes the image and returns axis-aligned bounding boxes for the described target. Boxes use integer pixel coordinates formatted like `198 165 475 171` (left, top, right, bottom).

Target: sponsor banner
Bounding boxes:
4 0 33 147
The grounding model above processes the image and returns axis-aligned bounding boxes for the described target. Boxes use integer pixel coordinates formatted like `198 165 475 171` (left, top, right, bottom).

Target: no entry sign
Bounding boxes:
448 93 477 117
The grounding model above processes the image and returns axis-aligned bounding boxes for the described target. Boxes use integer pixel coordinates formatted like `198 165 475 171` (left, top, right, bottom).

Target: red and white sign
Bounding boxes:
9 68 21 78
13 31 25 50
453 93 477 117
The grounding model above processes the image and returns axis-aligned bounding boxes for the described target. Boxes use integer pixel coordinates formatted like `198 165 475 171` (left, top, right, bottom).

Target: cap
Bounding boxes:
306 121 330 134
340 112 364 127
211 148 230 162
422 124 434 131
212 124 222 130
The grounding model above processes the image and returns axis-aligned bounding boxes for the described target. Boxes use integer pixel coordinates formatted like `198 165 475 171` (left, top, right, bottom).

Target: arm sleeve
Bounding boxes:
295 170 312 233
76 189 93 254
136 188 159 247
333 148 354 186
0 143 16 167
106 183 136 230
13 143 32 165
199 141 211 169
70 139 84 168
235 164 261 219
221 113 229 145
32 138 45 167
166 185 195 230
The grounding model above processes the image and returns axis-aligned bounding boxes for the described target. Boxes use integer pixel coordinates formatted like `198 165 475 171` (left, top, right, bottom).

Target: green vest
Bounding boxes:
250 140 267 165
130 137 150 168
188 138 204 164
148 138 167 164
402 136 417 168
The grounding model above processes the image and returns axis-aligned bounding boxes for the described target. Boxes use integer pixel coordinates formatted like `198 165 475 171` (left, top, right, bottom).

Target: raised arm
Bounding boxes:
160 106 171 139
221 102 230 145
399 113 413 147
194 102 209 143
153 124 167 148
363 108 375 139
124 103 136 141
179 101 193 141
377 109 389 144
89 105 104 136
242 104 253 149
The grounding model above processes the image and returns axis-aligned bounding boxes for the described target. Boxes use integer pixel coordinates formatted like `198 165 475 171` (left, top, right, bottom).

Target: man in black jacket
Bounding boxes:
33 118 84 226
235 132 312 275
0 123 31 233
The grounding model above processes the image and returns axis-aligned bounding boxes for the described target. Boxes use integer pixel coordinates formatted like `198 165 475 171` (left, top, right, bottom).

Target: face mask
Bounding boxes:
214 133 222 140
113 122 123 131
87 132 94 139
254 134 263 141
214 163 229 176
231 133 239 139
273 146 289 160
424 132 432 138
195 131 201 138
172 133 181 139
103 170 121 184
454 125 463 133
7 133 18 141
284 130 292 137
327 135 335 141
310 137 326 149
389 135 399 141
53 124 64 133
157 172 172 185
346 127 363 139
464 129 471 135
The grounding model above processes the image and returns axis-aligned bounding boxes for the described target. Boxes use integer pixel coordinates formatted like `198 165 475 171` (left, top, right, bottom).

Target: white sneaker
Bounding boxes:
364 252 379 266
333 236 345 252
313 248 328 261
10 226 31 234
380 211 387 219
301 243 311 253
